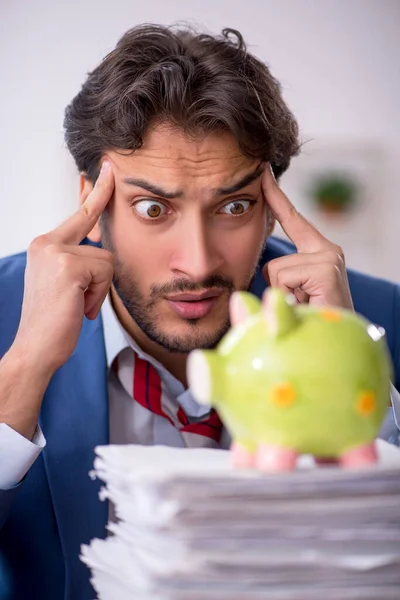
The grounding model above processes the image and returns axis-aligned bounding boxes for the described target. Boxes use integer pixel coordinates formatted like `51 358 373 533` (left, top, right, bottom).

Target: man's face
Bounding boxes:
101 124 271 353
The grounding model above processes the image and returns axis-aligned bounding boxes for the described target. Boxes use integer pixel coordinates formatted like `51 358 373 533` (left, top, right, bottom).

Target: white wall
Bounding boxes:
1 0 399 279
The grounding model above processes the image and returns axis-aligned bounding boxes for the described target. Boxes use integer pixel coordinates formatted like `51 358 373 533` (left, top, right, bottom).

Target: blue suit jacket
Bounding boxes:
0 236 400 600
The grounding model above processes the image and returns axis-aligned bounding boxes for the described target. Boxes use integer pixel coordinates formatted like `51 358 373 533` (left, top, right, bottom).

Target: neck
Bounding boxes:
109 286 189 387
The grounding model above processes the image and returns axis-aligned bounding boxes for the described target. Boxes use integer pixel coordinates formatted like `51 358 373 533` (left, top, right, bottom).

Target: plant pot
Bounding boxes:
316 197 348 217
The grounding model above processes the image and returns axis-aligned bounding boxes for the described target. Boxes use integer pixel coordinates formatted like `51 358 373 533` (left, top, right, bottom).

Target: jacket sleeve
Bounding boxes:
393 284 400 392
379 386 400 447
0 424 46 528
0 486 20 529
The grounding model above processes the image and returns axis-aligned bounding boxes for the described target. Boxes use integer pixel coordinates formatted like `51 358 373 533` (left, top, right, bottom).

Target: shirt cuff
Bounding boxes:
0 423 46 490
390 383 400 430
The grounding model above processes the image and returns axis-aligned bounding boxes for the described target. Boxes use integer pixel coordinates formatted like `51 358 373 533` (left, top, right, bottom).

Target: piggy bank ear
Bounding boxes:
230 292 261 326
262 288 298 337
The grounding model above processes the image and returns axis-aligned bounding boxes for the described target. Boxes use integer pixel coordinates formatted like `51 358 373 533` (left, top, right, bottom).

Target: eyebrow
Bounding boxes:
217 164 264 195
121 178 183 199
121 163 264 199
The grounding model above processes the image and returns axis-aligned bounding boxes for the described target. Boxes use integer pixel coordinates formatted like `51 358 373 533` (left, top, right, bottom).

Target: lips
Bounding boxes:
166 290 222 302
166 289 223 319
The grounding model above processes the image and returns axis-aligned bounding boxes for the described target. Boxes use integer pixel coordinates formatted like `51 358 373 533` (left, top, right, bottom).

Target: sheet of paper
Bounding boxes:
82 440 400 599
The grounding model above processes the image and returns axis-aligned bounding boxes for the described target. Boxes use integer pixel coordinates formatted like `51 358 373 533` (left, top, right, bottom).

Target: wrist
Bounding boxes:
5 338 57 385
0 343 54 440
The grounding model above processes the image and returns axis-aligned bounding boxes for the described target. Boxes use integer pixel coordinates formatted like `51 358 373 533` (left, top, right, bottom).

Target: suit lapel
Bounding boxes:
40 314 109 599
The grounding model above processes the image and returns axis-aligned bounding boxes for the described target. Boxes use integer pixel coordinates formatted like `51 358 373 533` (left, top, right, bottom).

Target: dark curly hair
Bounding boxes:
64 24 300 182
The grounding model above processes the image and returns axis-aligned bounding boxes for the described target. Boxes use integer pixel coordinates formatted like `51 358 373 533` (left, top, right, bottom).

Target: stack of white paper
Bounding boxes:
82 440 400 599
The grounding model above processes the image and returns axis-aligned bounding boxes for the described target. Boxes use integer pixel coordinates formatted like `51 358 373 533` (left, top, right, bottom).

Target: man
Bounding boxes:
0 24 399 600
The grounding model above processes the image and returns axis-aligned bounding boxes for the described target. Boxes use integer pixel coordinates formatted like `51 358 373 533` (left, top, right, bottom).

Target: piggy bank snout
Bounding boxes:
187 350 212 405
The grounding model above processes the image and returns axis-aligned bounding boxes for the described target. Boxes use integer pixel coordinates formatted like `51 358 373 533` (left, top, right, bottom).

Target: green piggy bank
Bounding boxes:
187 288 392 471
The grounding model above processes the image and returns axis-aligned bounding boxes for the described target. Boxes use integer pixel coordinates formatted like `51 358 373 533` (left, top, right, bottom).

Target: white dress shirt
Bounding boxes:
0 295 230 490
1 297 400 490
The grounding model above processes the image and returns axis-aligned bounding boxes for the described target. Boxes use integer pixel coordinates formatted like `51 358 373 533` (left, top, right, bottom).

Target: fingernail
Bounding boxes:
100 160 111 174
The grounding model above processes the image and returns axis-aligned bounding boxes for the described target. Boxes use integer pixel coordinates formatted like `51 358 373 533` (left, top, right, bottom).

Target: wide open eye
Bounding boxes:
219 200 252 216
133 200 167 220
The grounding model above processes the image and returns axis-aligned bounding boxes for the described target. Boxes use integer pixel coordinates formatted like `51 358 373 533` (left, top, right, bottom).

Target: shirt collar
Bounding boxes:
101 292 129 369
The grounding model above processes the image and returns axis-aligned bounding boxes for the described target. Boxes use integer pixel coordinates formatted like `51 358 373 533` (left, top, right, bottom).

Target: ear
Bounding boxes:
79 173 101 243
229 292 261 326
261 288 297 337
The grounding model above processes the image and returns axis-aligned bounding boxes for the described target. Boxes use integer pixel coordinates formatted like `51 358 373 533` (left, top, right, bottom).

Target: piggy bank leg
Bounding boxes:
256 444 298 472
340 442 378 468
231 441 255 468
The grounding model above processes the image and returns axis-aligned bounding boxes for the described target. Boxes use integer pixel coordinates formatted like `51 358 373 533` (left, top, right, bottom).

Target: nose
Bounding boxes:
169 215 224 283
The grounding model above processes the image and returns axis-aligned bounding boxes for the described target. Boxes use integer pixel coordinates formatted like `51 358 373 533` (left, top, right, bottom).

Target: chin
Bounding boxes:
154 318 230 353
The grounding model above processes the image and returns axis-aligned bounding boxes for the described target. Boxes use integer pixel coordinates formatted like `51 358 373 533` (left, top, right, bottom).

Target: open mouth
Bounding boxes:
166 290 223 319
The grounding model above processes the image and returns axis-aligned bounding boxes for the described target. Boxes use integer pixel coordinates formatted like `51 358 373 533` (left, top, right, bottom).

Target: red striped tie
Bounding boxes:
115 351 223 446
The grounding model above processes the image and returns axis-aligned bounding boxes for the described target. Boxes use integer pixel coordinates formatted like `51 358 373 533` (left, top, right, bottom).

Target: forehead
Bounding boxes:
107 124 259 189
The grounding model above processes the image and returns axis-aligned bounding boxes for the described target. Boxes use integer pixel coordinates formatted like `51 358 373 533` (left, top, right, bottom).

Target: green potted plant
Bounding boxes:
309 173 358 215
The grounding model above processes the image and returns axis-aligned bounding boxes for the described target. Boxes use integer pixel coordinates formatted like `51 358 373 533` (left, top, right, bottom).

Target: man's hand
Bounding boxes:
13 160 115 375
0 161 115 440
262 165 353 310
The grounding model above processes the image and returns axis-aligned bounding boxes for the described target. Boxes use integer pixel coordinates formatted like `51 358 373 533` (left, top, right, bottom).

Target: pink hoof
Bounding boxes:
255 444 298 473
340 442 378 468
231 442 255 469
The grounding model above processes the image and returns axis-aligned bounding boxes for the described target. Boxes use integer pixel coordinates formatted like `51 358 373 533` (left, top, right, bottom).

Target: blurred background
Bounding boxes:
0 0 399 280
